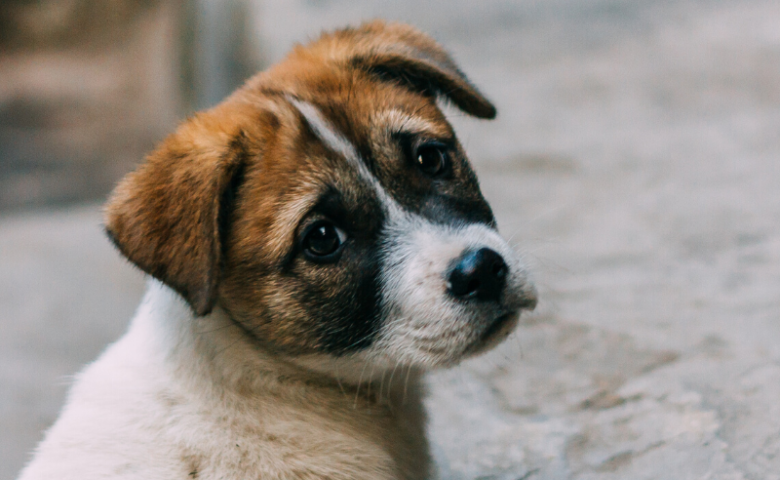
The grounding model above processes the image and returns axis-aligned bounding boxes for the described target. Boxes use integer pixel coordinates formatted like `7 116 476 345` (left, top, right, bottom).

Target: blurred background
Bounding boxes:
1 1 779 479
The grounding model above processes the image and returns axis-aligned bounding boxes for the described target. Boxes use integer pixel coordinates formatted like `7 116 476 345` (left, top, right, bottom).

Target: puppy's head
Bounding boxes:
105 21 537 377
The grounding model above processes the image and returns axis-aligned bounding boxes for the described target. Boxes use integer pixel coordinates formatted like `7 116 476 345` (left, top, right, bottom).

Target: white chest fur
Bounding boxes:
18 282 431 480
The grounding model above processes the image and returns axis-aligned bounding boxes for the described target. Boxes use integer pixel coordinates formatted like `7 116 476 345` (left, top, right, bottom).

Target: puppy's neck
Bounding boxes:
130 280 423 408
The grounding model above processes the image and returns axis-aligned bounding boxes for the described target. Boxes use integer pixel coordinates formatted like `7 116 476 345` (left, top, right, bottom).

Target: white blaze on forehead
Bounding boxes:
287 96 360 165
286 96 404 216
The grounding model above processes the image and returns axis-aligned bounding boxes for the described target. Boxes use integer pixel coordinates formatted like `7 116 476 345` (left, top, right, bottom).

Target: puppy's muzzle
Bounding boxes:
447 247 508 303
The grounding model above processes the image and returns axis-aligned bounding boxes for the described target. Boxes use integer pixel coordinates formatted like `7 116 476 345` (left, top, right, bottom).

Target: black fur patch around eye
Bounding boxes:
285 241 382 355
419 191 496 228
317 255 382 354
289 185 385 355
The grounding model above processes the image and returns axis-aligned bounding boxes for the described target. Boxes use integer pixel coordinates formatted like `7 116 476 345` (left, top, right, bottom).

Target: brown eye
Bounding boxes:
416 144 448 176
302 221 346 262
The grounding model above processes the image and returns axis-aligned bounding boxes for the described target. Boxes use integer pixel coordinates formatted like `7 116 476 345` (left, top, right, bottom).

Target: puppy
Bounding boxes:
18 21 537 480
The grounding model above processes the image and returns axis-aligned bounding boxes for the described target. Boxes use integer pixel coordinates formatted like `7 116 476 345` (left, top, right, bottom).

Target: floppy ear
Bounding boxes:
104 114 246 316
343 21 497 119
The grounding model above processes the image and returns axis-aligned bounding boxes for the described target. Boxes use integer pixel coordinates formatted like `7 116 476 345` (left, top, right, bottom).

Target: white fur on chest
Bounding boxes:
18 282 431 480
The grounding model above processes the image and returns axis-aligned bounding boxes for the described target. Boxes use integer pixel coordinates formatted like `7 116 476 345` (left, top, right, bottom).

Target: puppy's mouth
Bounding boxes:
480 312 517 342
460 310 521 357
480 289 538 338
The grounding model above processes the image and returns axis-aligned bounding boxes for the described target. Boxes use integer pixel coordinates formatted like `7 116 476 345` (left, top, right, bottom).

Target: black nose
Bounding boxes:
447 248 508 302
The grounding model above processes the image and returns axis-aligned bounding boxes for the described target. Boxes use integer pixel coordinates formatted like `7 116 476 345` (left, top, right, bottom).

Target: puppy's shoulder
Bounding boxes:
17 300 414 480
17 317 186 479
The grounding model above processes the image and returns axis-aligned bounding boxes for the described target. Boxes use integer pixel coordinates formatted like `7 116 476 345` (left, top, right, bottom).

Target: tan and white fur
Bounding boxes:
18 21 537 480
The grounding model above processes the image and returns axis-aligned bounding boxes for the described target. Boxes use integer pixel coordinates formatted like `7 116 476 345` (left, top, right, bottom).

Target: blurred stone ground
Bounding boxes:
2 0 780 478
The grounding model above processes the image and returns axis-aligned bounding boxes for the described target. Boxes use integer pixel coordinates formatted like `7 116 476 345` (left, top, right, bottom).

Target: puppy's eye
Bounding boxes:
416 144 448 176
302 221 346 261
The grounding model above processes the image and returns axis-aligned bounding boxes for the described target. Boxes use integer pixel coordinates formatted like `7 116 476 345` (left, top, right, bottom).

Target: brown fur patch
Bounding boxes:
254 21 496 119
104 104 254 316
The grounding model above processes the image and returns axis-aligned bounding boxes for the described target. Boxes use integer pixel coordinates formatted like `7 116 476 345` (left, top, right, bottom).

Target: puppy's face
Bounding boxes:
105 22 537 377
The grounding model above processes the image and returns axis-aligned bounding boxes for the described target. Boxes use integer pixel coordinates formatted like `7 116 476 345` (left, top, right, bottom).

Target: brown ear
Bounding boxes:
342 21 496 119
104 114 246 316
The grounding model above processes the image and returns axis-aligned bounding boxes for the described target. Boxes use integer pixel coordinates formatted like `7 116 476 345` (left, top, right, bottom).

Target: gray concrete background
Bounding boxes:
2 1 779 478
0 1 183 210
